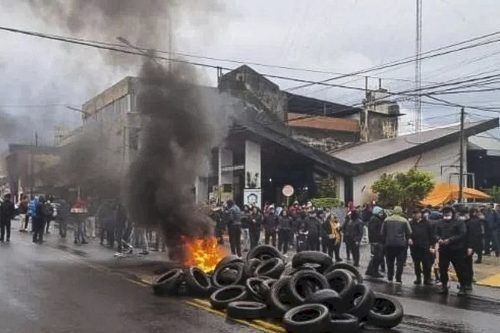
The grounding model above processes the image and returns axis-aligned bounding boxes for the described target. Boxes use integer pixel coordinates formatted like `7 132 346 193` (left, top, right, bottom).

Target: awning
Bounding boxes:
421 182 491 207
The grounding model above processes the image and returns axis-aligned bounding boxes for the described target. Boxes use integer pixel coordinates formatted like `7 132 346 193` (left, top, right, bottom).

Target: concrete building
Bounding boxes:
468 133 500 188
4 144 61 199
52 65 499 207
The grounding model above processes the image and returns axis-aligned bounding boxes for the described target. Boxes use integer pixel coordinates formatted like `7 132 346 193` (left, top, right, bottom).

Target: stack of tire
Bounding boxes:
152 245 403 332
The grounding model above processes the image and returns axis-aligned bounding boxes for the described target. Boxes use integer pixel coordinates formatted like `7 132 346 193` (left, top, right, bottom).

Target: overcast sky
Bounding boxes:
0 0 499 147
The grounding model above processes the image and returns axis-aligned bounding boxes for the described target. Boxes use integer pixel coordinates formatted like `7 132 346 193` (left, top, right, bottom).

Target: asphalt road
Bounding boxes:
0 231 257 333
2 227 500 333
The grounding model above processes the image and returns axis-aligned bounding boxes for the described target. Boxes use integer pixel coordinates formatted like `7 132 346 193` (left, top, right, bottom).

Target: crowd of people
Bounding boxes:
215 199 500 296
2 190 500 296
0 193 153 255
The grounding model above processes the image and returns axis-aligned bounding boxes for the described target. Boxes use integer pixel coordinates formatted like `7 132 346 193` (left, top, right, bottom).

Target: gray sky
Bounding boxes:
0 0 499 145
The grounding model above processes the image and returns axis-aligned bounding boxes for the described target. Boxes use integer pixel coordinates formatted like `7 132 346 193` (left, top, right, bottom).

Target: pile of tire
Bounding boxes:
152 246 404 332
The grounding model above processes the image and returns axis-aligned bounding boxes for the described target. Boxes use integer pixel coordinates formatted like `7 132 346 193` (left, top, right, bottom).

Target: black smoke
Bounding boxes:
27 0 229 259
126 59 228 260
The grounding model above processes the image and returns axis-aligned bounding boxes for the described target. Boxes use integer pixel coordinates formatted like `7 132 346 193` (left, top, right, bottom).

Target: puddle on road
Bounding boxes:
400 315 472 333
56 244 87 257
366 279 500 316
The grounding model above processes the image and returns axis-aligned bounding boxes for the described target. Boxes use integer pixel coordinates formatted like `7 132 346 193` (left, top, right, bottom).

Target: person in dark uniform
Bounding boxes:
435 206 467 295
464 207 483 291
306 210 321 252
263 206 278 247
409 209 434 285
225 200 242 257
0 193 16 242
343 210 364 267
365 206 386 278
278 210 292 254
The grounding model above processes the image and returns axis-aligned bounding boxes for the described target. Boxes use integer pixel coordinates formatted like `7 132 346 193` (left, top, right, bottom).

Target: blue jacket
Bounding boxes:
28 198 39 218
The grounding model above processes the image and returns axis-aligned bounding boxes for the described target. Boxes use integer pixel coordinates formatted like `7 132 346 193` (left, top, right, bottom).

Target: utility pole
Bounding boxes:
168 11 173 72
458 107 465 202
414 0 423 133
29 131 38 199
363 76 369 142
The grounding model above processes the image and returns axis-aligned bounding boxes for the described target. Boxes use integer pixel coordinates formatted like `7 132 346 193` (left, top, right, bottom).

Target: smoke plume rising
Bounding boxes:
127 60 230 259
27 0 229 259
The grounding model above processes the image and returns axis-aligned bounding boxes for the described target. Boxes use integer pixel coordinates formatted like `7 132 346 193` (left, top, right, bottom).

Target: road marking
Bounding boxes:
477 273 500 288
186 299 285 333
51 245 285 332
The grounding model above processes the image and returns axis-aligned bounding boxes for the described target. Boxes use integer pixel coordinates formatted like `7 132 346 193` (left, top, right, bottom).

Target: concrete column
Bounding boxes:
244 140 262 208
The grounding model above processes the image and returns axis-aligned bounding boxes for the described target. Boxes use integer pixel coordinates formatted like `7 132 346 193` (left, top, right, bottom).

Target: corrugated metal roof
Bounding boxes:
330 118 499 173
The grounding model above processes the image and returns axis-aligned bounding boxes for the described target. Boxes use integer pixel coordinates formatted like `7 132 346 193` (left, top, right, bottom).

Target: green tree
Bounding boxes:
372 168 434 210
371 173 400 208
487 186 500 203
317 175 337 198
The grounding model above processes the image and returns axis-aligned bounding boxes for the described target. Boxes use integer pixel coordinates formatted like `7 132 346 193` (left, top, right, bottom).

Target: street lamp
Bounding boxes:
65 105 89 116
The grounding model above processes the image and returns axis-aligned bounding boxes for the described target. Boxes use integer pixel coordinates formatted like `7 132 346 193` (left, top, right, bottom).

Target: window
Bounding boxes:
128 127 140 150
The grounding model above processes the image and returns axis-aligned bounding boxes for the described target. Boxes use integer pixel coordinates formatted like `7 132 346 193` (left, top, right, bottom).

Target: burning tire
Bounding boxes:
184 267 212 296
288 270 329 305
324 263 363 284
243 258 262 277
254 257 285 279
327 313 360 333
152 268 184 296
283 304 330 333
268 276 294 317
325 269 356 298
304 289 347 314
246 245 283 262
292 251 332 273
215 255 243 273
226 301 268 320
209 285 248 310
366 293 403 329
212 262 245 288
345 284 375 320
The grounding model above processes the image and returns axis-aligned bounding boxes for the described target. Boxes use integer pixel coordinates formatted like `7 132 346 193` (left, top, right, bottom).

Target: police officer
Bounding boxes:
464 207 483 291
435 206 467 295
409 209 434 285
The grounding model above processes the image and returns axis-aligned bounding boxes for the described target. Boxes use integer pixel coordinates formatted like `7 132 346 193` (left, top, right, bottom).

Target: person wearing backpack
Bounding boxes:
32 196 47 243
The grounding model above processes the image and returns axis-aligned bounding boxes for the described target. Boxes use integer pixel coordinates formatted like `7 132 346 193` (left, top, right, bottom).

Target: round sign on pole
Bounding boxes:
282 185 294 197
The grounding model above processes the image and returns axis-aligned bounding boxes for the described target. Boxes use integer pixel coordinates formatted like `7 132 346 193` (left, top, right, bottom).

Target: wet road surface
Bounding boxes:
2 229 500 332
0 232 257 333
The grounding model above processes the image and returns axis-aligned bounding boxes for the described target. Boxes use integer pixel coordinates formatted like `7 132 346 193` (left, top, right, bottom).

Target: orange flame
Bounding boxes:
183 236 228 273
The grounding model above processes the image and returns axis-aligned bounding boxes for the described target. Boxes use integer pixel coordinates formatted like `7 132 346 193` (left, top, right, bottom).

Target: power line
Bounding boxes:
286 29 500 91
0 26 428 85
2 25 499 124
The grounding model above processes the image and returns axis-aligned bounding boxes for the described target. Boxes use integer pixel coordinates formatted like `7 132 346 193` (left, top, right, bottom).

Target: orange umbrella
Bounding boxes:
421 182 491 207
